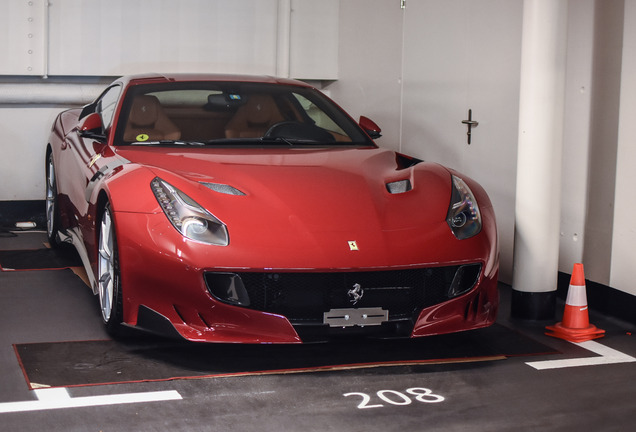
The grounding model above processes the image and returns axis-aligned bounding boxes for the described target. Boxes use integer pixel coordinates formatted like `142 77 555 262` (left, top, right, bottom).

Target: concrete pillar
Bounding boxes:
511 0 568 320
276 0 292 78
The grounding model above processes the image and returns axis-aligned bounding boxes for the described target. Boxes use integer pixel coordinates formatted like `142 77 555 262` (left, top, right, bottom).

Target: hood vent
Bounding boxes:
396 153 422 169
201 182 245 196
386 179 412 194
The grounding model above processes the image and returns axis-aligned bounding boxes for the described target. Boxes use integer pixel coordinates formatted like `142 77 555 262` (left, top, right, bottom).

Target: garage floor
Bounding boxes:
1 230 635 432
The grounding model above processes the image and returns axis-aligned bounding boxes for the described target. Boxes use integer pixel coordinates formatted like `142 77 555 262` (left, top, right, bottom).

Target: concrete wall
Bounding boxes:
325 0 403 152
611 0 636 296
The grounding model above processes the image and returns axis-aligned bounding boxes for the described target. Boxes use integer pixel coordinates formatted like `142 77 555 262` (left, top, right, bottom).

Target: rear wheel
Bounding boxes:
45 152 61 247
97 203 123 335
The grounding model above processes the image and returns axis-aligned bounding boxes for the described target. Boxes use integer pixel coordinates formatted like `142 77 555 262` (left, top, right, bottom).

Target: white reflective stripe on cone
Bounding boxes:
565 284 588 307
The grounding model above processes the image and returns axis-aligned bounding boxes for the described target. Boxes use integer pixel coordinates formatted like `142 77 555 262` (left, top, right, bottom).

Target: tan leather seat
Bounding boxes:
224 94 284 138
123 95 181 141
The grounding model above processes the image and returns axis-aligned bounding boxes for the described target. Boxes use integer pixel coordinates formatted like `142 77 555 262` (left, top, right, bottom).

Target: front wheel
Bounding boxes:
97 203 124 335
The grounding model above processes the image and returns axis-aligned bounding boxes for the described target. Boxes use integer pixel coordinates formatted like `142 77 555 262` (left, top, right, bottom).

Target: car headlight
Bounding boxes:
151 177 229 246
446 175 481 240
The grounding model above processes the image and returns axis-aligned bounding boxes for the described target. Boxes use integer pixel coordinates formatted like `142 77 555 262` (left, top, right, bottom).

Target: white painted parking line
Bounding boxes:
526 340 636 370
0 388 182 414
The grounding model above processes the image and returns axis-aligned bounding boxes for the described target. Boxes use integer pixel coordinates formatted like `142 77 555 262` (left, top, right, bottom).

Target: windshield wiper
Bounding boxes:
260 136 294 146
199 137 296 146
130 140 205 146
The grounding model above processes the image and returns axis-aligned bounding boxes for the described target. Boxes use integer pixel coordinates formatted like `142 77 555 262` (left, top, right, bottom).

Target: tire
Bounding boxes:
97 203 124 335
45 152 61 248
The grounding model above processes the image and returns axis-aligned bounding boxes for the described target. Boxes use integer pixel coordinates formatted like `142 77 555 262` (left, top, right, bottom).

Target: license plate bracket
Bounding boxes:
323 307 388 327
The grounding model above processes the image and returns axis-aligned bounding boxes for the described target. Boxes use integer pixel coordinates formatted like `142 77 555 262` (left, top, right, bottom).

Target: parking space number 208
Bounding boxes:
343 387 445 409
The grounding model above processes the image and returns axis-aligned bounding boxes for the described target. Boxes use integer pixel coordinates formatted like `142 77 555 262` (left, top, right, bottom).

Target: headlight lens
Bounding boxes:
151 177 229 246
446 175 481 240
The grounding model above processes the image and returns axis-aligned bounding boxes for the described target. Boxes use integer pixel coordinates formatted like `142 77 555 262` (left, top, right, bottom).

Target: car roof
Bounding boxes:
114 73 313 89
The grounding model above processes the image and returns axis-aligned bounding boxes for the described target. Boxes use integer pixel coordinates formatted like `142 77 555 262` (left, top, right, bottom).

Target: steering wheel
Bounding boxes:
263 121 335 143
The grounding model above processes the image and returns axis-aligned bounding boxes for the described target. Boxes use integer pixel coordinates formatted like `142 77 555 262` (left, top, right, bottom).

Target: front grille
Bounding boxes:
204 264 481 325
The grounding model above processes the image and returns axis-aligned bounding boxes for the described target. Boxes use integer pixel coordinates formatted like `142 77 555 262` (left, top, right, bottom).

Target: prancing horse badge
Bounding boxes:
348 283 364 304
348 240 359 251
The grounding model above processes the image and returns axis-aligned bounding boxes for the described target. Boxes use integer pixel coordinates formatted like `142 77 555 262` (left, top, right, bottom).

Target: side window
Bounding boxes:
97 85 122 131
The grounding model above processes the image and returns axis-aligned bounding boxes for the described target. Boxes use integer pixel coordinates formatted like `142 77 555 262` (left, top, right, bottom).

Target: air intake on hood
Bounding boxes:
201 182 245 196
386 179 412 194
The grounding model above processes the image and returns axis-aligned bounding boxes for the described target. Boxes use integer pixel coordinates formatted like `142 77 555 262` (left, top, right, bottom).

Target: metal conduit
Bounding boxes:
0 83 105 105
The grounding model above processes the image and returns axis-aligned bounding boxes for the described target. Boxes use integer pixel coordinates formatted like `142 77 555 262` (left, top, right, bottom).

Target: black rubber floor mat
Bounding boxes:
0 248 82 271
14 324 558 389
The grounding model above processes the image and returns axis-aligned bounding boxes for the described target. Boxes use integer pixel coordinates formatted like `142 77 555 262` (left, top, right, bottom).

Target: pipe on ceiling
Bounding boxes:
0 83 104 105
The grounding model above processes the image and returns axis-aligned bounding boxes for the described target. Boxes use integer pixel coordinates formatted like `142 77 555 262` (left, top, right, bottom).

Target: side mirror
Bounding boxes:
79 101 98 119
359 116 382 139
78 113 106 141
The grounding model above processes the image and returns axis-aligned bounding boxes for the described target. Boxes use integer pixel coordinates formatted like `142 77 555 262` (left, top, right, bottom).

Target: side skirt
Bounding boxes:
57 228 98 295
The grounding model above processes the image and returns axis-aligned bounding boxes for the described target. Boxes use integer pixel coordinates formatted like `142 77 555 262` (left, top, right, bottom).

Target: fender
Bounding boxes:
84 157 130 202
86 163 160 214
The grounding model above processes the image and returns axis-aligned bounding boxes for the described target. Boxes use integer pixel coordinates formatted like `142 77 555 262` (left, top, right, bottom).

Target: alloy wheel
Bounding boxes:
97 206 115 323
45 155 57 240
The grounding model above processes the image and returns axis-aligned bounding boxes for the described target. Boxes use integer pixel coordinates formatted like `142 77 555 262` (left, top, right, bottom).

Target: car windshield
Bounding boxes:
113 82 374 147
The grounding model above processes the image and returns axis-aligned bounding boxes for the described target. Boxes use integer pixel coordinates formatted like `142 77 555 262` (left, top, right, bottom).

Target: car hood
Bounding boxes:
114 146 455 268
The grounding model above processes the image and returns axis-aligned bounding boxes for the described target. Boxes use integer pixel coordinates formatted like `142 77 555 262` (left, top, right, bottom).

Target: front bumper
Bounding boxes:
114 209 498 343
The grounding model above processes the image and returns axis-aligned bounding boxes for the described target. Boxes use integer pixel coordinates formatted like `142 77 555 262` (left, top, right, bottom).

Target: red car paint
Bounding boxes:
46 73 498 343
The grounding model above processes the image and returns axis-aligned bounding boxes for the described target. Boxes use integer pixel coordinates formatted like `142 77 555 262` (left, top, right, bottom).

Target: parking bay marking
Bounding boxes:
526 340 636 370
3 342 631 412
0 388 182 414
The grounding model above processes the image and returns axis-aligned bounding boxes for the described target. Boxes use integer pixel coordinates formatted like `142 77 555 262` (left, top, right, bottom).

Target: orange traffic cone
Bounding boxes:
545 263 605 342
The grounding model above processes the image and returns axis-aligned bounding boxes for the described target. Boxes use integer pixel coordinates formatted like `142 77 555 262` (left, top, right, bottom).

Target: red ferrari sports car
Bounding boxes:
46 73 498 343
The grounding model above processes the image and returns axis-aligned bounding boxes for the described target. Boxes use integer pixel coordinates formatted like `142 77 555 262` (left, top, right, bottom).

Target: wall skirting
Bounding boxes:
0 200 45 229
511 290 557 321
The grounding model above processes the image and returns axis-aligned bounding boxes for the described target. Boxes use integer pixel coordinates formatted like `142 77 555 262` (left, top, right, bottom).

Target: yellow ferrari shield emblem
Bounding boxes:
348 241 359 251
